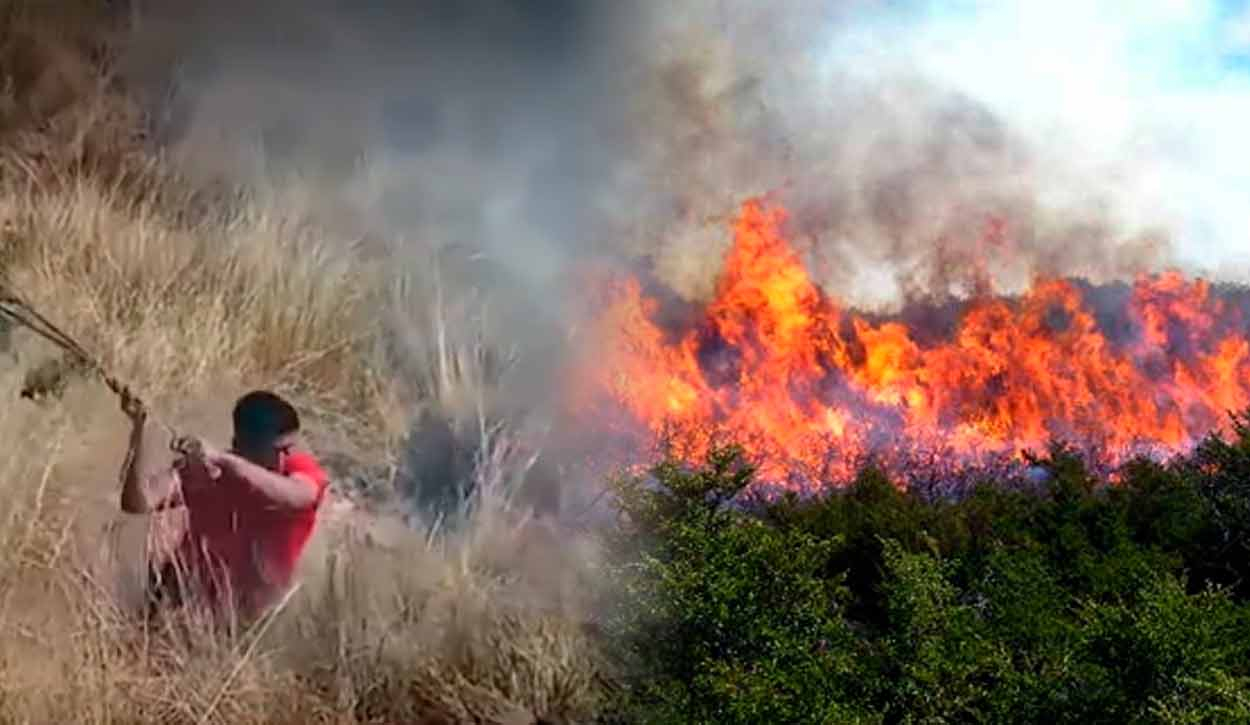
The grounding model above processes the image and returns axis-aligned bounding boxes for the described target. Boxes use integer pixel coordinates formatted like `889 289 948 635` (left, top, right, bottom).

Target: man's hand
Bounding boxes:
120 387 147 423
173 435 223 482
118 387 183 515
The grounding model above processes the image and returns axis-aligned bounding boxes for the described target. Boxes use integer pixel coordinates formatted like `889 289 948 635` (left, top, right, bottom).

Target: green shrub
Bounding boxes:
603 446 873 725
602 415 1250 723
1180 411 1250 598
873 539 1011 724
1075 574 1250 722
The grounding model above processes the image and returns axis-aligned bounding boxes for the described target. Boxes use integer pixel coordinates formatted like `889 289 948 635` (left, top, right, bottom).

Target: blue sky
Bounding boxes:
1216 0 1250 70
817 0 1250 277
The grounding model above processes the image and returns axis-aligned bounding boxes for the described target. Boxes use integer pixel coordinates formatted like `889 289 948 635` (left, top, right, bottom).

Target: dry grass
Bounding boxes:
0 173 609 725
0 388 607 723
0 5 611 724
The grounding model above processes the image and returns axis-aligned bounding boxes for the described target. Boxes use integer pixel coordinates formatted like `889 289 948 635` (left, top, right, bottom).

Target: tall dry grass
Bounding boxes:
0 372 607 723
0 4 611 723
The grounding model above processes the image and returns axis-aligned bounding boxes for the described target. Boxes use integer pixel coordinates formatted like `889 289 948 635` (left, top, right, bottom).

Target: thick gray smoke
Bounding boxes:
114 1 1246 511
119 0 632 433
597 0 1188 309
123 0 622 279
120 1 1218 316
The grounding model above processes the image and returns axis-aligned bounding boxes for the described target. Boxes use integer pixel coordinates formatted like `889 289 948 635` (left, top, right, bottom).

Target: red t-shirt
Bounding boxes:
174 450 328 616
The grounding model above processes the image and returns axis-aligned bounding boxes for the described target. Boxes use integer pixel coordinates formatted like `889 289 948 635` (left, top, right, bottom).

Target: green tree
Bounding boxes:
873 539 1010 724
603 446 873 724
1075 574 1250 722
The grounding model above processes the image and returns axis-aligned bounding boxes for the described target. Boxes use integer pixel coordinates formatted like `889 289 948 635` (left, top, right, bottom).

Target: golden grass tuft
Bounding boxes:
0 170 392 415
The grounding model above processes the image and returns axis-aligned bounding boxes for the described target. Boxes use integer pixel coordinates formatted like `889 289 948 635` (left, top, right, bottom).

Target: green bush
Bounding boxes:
872 539 1011 723
1075 574 1250 722
602 422 1250 723
602 447 874 725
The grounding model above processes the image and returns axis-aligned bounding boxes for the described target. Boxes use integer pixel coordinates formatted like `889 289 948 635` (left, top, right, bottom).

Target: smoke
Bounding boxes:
123 0 623 275
117 0 639 427
113 2 1250 495
119 1 1250 308
603 0 1250 310
811 0 1250 299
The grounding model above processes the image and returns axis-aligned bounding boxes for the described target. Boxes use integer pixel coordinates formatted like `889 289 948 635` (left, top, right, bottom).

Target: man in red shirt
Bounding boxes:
118 389 329 623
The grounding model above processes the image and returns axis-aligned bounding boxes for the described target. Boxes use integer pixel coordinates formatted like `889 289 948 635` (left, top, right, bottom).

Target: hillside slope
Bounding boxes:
0 4 606 723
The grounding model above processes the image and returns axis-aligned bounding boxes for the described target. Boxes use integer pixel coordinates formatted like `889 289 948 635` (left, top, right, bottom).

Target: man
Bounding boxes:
119 389 330 622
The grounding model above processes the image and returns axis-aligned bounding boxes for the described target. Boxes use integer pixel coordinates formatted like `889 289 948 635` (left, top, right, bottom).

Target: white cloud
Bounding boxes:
817 0 1250 277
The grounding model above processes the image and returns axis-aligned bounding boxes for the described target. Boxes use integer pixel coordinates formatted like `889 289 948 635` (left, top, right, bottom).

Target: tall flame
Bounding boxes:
570 199 1250 492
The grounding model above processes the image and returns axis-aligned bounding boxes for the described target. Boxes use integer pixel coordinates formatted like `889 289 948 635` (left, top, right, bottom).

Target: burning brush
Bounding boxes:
568 199 1250 493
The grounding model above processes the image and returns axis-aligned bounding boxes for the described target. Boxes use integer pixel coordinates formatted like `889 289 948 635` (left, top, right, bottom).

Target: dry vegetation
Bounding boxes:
0 3 608 723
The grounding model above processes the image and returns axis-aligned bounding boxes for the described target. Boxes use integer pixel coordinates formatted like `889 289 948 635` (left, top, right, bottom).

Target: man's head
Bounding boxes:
231 390 301 471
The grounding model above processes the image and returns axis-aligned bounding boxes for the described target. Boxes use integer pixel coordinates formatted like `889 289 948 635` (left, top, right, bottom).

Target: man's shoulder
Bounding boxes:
284 450 330 487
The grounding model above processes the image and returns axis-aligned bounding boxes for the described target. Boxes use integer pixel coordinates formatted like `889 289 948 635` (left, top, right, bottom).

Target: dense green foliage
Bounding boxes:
601 413 1250 724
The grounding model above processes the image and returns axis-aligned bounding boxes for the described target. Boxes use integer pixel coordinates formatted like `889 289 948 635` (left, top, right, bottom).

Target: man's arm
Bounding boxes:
213 451 323 510
119 416 183 514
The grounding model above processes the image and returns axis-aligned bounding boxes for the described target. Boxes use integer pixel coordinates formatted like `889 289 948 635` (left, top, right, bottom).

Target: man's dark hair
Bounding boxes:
232 390 300 443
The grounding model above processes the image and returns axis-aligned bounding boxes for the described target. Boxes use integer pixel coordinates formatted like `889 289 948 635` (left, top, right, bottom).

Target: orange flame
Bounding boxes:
570 199 1250 492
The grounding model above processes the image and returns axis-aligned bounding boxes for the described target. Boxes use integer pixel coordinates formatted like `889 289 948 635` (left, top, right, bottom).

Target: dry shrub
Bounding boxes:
0 0 148 184
0 172 392 418
0 0 390 426
281 503 607 724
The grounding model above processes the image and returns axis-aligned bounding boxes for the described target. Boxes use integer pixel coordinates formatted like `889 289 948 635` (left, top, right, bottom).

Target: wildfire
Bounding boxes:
570 199 1250 492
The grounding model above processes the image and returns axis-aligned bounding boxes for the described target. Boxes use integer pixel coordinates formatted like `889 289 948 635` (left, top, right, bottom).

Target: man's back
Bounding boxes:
175 450 328 617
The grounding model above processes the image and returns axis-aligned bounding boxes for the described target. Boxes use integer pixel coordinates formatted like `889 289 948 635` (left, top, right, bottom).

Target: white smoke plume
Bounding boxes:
811 0 1250 301
601 0 1250 309
120 1 1250 310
